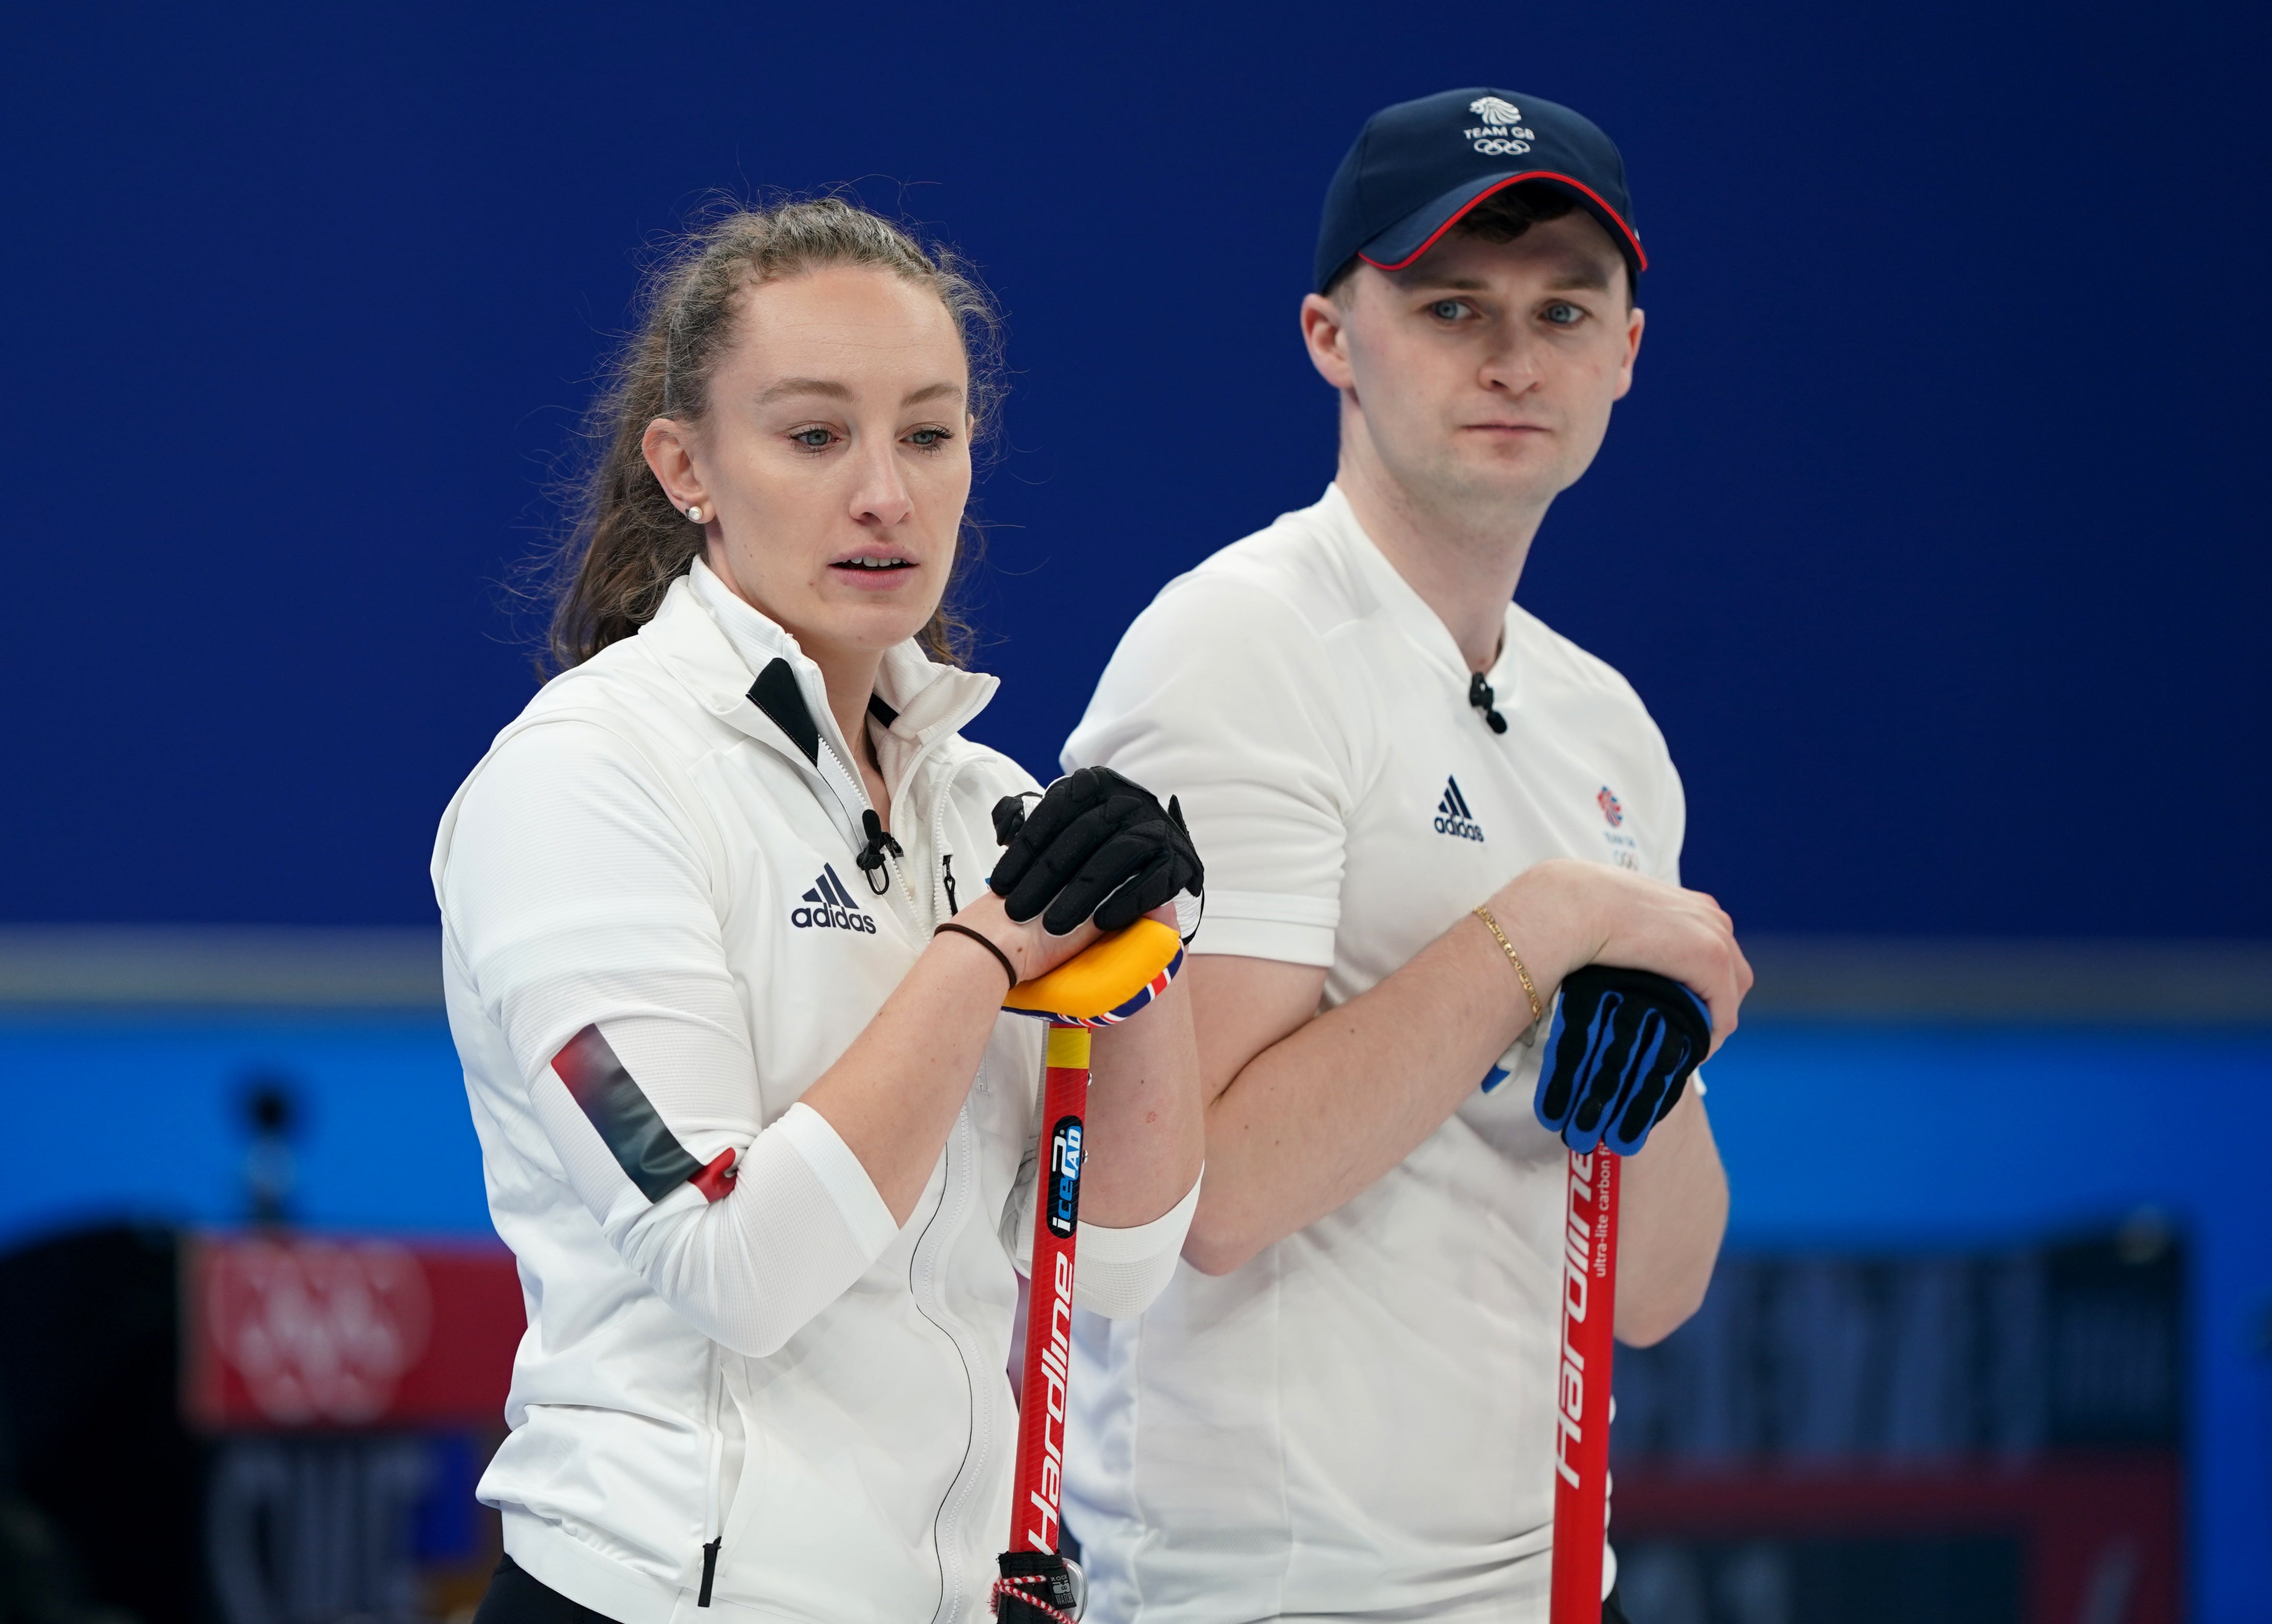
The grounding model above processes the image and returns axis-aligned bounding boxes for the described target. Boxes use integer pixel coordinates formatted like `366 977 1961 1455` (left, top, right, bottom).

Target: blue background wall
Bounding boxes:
4 3 2267 1610
2 0 2265 935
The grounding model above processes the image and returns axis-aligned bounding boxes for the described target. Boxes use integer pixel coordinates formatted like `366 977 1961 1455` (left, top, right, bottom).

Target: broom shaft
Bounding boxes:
1008 1022 1092 1554
1549 1148 1620 1623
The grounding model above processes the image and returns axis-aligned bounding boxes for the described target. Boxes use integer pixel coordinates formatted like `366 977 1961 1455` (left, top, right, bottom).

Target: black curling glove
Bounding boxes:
988 766 1205 936
1533 965 1712 1155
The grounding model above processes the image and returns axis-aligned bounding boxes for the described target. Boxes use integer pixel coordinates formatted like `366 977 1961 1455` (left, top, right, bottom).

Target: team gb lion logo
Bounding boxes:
1465 97 1535 156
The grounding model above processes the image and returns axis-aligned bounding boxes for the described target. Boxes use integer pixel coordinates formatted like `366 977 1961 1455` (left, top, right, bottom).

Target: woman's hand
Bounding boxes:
988 769 1204 935
1489 859 1752 1055
942 888 1105 987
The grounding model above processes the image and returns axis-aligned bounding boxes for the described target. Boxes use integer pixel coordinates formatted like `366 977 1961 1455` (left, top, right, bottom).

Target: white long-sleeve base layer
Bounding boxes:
434 565 1195 1624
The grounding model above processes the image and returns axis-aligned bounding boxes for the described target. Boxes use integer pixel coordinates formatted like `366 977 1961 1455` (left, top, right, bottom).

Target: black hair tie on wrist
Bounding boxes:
935 922 1018 993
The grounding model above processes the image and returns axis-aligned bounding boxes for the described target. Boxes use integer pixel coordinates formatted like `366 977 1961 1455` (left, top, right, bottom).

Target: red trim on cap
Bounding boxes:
1359 171 1648 276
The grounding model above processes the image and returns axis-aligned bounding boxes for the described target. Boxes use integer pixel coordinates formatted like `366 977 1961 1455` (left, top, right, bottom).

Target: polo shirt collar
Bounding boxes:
1315 482 1525 709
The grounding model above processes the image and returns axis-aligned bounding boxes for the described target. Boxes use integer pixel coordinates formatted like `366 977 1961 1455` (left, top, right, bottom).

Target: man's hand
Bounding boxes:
1534 965 1710 1154
1487 860 1750 1057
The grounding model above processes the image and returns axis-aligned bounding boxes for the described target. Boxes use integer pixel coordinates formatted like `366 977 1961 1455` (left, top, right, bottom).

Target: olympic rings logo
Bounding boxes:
1472 137 1533 156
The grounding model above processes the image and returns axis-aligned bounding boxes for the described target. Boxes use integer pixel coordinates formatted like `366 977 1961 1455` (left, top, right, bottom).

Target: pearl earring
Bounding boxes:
687 505 703 522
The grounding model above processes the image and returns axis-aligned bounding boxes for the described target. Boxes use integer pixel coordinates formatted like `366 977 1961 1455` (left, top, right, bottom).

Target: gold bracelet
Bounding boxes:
1471 904 1543 1032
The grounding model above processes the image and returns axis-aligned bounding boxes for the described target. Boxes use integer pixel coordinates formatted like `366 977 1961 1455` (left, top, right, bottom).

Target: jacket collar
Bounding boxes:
641 563 1000 802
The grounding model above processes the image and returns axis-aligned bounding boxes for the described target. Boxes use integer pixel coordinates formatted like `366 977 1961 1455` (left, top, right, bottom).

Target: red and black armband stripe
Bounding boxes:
552 1025 738 1202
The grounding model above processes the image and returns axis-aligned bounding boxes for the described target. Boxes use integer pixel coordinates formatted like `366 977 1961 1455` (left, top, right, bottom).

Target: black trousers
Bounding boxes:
471 1555 621 1624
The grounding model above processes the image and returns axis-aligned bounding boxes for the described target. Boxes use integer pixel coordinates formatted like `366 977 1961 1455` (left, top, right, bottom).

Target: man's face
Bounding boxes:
1307 211 1644 516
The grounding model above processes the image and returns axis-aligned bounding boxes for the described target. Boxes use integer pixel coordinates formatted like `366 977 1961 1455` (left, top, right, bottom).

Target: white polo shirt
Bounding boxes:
1059 484 1684 1623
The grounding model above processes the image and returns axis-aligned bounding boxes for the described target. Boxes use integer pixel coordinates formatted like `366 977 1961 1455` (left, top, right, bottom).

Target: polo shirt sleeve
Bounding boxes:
1063 575 1360 968
441 717 899 1359
1649 730 1687 887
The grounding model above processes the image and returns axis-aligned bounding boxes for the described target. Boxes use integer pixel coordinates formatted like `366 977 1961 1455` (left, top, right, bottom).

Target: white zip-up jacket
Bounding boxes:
432 563 1198 1624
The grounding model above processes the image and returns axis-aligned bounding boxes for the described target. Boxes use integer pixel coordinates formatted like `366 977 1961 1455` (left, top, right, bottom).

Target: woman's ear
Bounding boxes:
642 418 709 516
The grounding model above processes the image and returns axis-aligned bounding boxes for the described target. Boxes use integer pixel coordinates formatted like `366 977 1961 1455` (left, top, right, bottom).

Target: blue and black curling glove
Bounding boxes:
1533 965 1712 1156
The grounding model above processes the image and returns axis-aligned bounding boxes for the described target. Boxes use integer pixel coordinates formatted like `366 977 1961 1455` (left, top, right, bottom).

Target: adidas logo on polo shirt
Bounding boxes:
790 863 877 932
1432 777 1484 843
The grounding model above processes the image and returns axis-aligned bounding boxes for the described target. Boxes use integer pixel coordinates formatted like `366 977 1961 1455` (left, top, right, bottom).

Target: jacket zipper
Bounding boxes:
811 707 974 925
698 1346 726 1605
931 782 958 929
853 742 976 934
760 719 998 1615
919 761 994 1618
914 1110 989 1623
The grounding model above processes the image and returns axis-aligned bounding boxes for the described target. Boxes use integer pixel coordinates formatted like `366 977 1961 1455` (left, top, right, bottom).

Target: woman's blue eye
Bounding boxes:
791 428 833 449
907 428 951 448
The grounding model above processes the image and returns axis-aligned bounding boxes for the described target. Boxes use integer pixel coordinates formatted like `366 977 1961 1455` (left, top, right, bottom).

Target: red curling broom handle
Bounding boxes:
1009 1021 1092 1555
1550 1147 1620 1624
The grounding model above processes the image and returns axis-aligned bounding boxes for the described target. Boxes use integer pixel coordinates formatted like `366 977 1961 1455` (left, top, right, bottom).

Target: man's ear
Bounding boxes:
1612 304 1646 402
641 418 709 514
1300 292 1357 393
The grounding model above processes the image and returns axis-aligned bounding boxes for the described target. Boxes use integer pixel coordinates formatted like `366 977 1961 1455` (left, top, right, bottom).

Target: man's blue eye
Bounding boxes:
1432 300 1465 320
1544 303 1581 325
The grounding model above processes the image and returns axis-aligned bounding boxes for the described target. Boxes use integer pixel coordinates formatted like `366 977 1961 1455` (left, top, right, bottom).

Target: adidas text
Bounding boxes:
791 864 878 932
1433 775 1486 843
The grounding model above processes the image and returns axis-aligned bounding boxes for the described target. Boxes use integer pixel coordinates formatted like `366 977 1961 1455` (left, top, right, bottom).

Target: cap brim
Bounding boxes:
1357 171 1647 281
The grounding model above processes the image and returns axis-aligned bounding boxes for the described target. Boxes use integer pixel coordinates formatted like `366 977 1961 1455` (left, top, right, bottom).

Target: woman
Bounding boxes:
434 199 1207 1623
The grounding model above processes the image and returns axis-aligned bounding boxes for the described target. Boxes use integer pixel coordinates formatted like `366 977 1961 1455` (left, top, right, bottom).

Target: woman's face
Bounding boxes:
647 264 973 665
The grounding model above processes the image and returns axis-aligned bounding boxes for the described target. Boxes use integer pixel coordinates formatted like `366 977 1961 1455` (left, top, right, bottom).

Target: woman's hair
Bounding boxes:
546 197 1004 670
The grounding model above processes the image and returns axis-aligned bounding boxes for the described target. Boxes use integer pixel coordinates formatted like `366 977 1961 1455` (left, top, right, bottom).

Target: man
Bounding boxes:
1059 89 1752 1621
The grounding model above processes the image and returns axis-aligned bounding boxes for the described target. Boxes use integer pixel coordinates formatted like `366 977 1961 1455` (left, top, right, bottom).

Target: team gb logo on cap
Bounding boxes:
1466 96 1534 157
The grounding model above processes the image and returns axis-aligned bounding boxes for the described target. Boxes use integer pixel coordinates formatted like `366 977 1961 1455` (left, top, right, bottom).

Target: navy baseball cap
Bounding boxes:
1314 88 1645 295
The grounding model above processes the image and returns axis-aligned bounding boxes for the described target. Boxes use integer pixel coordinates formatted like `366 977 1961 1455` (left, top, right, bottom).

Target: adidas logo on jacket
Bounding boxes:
791 863 876 932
